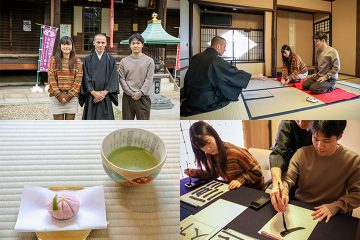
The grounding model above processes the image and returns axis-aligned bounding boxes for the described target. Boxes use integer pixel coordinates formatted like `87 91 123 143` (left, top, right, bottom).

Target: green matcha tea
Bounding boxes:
107 146 158 170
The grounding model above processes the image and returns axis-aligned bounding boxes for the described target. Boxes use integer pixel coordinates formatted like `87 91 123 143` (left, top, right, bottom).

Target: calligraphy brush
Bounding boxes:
180 123 193 187
186 160 192 185
278 182 289 232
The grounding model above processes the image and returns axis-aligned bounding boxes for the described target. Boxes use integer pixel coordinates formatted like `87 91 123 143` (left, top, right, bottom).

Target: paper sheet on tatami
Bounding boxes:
180 199 247 240
259 204 318 240
180 180 230 207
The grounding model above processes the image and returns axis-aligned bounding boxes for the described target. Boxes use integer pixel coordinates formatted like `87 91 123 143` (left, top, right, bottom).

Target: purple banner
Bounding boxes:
39 26 58 72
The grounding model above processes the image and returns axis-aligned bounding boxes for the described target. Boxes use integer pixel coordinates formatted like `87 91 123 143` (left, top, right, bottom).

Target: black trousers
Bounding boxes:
302 77 336 94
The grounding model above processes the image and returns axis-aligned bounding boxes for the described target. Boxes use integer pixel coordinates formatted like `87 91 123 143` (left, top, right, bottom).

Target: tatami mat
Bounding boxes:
243 79 283 91
180 98 249 120
337 81 360 89
340 78 360 85
244 87 323 118
266 98 360 119
337 74 356 80
0 121 179 240
334 82 360 94
242 81 360 119
242 90 273 100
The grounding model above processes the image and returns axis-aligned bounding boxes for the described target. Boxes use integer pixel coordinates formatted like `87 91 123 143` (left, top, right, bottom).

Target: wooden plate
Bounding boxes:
35 187 91 240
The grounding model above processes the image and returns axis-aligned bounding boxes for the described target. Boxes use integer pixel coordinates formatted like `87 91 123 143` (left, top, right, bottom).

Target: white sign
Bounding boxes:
60 24 72 38
23 20 31 31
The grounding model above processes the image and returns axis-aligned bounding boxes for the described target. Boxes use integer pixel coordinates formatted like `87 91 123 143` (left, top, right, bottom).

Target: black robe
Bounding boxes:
80 52 119 120
180 47 251 116
269 120 313 172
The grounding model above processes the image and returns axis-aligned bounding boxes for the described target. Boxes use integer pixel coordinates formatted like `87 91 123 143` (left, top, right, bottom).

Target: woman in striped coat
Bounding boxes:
281 45 308 85
48 36 83 120
184 121 265 190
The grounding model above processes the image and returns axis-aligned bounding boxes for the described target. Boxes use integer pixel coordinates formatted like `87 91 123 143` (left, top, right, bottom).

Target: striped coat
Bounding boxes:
48 56 83 97
282 53 308 80
193 142 265 190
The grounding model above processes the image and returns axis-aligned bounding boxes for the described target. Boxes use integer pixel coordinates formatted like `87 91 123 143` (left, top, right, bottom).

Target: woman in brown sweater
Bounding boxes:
48 36 83 120
281 45 308 85
184 121 264 190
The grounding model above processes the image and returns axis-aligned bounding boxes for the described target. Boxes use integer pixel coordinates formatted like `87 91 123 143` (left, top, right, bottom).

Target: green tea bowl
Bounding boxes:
101 128 167 186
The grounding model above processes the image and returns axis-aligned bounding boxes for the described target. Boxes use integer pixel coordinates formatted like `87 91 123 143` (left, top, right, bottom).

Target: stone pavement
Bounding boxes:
0 79 180 120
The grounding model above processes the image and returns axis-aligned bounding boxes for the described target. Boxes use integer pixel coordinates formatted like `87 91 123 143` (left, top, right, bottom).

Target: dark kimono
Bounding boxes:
180 47 251 116
80 52 119 120
269 120 313 172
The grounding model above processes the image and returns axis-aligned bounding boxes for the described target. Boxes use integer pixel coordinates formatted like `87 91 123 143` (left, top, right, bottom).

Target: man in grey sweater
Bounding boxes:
302 32 340 94
119 33 155 120
271 120 360 223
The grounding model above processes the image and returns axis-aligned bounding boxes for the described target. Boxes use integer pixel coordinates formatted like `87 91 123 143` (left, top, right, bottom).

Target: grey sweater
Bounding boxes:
315 45 340 80
118 54 155 96
282 144 360 215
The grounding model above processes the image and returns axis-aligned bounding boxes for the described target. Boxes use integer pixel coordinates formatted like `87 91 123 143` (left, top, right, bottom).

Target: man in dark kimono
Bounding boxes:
80 33 119 120
180 36 265 116
269 120 312 209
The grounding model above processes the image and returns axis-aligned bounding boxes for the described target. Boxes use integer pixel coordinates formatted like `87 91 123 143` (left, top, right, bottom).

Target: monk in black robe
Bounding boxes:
80 34 119 120
181 36 265 116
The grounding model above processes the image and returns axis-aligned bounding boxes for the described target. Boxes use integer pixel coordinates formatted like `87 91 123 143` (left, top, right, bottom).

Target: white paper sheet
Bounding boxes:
259 204 318 240
180 181 230 207
180 199 247 240
180 215 218 240
210 228 259 240
14 185 107 232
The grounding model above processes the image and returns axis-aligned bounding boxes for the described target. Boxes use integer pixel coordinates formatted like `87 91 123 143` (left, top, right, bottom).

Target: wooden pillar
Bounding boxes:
51 0 60 27
329 3 333 46
54 0 61 28
271 0 277 77
44 1 51 26
189 0 193 59
9 2 12 49
163 0 168 28
356 0 360 77
312 14 315 66
132 2 138 33
157 0 167 28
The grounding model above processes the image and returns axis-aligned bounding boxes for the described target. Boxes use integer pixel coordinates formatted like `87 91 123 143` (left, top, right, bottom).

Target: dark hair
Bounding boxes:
314 31 328 42
211 36 226 47
310 120 347 138
129 33 144 44
54 36 76 73
281 45 293 72
189 121 227 179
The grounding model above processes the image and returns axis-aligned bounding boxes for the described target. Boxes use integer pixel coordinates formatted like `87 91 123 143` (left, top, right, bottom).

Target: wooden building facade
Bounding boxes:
0 0 180 70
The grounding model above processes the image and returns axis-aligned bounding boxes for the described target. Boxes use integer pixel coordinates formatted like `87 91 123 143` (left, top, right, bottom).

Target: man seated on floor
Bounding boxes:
180 36 266 117
302 32 340 94
271 120 360 223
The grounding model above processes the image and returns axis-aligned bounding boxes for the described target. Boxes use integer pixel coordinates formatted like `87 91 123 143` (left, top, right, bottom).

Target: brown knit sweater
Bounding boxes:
282 53 308 81
48 56 83 97
315 45 340 80
193 142 265 190
282 144 360 215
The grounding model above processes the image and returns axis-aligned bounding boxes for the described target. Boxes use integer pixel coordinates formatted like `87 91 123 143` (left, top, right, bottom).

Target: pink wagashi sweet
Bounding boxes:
47 194 80 220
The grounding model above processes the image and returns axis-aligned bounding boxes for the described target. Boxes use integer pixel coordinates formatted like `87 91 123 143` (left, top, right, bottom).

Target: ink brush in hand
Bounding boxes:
278 182 289 232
